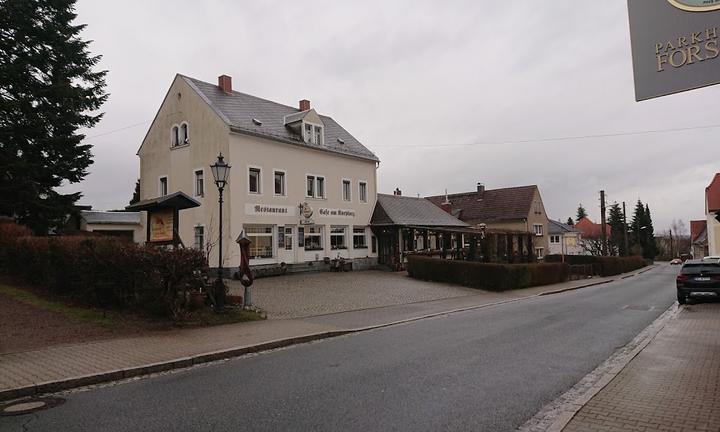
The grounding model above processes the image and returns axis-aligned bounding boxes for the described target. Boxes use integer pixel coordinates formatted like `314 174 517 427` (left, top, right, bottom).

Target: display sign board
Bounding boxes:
149 208 174 242
628 0 720 101
244 203 297 216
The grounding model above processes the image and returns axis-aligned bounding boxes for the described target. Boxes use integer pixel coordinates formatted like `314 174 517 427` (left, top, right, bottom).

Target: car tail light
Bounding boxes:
677 274 689 282
712 275 720 282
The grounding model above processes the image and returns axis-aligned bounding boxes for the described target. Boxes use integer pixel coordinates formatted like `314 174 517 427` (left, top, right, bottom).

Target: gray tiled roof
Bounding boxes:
181 75 379 162
372 194 469 227
548 219 581 234
81 211 141 225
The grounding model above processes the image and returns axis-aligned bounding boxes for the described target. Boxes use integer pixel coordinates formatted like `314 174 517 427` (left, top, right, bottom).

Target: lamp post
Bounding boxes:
210 153 231 312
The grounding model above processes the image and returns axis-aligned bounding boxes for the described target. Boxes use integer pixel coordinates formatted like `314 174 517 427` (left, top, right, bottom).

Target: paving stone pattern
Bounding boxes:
564 303 720 432
227 270 478 319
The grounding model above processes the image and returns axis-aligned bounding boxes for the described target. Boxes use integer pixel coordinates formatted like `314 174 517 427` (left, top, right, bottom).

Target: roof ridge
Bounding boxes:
182 74 304 113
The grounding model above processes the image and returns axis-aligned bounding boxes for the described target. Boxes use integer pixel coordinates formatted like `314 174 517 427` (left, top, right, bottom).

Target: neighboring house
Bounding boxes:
574 217 612 255
548 219 583 256
371 192 469 269
79 211 143 243
137 74 379 269
706 173 720 256
690 220 708 259
427 183 550 260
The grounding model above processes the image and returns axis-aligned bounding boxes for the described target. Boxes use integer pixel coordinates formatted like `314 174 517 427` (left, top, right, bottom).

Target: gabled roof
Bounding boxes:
180 75 378 162
426 185 538 223
126 191 201 212
371 194 468 227
574 217 611 239
548 219 581 235
706 173 720 213
81 211 141 225
691 220 707 243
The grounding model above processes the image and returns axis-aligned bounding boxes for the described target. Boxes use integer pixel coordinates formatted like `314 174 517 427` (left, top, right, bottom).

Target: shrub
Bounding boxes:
407 255 569 291
0 232 208 320
544 255 646 276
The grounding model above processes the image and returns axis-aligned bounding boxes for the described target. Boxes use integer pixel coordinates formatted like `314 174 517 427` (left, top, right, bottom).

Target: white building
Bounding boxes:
547 219 584 256
137 74 379 269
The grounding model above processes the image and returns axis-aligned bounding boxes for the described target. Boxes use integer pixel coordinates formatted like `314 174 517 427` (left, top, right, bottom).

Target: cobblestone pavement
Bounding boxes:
563 302 720 432
227 270 478 319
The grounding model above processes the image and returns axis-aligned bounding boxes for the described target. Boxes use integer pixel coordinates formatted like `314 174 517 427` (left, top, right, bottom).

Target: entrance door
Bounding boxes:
278 226 295 264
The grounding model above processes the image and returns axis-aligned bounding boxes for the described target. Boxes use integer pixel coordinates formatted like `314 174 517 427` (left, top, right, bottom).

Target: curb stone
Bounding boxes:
0 266 654 403
517 301 679 432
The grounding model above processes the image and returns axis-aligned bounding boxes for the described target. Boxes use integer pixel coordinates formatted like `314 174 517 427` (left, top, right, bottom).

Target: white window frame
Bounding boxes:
533 224 544 236
159 176 168 197
303 121 323 145
304 226 323 251
353 227 367 249
535 247 545 259
273 169 286 197
193 168 204 198
358 181 368 203
342 178 352 202
248 166 262 195
550 234 560 244
170 125 179 147
245 225 275 259
306 173 325 199
330 226 347 250
194 225 205 251
180 122 190 145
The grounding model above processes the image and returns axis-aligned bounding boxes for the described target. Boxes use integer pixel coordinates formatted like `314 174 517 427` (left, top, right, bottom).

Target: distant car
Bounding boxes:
676 259 720 305
670 258 682 265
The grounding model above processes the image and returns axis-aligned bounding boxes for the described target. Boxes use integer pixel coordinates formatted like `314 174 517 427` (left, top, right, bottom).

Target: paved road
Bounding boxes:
2 266 677 432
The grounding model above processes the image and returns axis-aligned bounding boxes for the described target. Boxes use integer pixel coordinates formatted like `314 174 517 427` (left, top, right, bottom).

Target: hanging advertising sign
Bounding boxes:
149 208 174 242
627 0 720 100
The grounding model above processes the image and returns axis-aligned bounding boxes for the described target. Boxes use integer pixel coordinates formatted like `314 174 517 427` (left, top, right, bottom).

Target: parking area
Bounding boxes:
227 270 478 319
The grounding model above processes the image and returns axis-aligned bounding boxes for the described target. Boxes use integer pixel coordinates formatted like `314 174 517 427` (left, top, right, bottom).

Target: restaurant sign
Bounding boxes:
627 0 720 100
149 208 174 242
318 208 356 218
245 204 297 216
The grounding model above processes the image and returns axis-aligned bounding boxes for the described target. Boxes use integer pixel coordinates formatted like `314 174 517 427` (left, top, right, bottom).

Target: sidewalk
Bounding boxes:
0 271 639 402
563 302 720 432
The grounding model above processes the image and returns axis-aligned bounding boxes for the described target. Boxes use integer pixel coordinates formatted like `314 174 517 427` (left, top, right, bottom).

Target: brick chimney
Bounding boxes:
441 189 452 213
477 182 485 198
299 99 311 111
394 188 402 196
218 75 232 93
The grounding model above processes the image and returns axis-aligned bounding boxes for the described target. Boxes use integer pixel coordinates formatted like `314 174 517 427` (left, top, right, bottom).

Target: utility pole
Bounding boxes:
622 201 629 257
669 228 674 259
600 190 608 256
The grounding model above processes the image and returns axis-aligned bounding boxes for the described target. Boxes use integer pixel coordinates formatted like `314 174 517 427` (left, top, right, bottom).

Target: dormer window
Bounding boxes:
303 122 323 145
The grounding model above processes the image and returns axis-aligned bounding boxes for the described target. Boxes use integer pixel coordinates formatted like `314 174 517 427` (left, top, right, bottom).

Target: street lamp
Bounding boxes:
210 153 231 312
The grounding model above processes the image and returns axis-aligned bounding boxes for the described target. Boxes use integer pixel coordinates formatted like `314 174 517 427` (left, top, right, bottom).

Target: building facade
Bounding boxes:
137 74 379 269
547 219 583 256
706 173 720 256
426 183 550 260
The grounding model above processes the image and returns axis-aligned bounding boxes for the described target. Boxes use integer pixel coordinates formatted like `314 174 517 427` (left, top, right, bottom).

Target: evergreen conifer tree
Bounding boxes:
607 202 625 256
576 204 588 222
643 204 657 260
130 179 140 205
0 0 108 234
566 217 574 226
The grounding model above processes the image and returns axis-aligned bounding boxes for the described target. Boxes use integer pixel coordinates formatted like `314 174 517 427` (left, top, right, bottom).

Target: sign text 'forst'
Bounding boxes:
628 0 720 101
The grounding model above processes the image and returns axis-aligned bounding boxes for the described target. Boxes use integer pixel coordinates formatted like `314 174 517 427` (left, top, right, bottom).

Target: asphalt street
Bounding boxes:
2 265 677 432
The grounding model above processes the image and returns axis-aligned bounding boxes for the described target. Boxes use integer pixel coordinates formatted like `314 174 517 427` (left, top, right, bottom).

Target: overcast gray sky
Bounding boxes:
64 0 720 233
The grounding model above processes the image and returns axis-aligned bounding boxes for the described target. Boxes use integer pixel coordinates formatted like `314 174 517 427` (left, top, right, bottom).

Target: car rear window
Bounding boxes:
681 263 720 275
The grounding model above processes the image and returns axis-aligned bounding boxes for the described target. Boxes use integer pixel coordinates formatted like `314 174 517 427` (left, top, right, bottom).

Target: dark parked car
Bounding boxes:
676 258 720 304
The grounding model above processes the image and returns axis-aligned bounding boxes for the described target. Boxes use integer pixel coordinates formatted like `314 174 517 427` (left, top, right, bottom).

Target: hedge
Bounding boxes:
544 254 647 276
0 222 208 320
406 255 569 291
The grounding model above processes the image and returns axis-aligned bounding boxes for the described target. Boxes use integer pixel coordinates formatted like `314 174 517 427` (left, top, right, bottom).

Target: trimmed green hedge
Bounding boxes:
0 222 208 320
544 255 647 276
407 255 569 291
